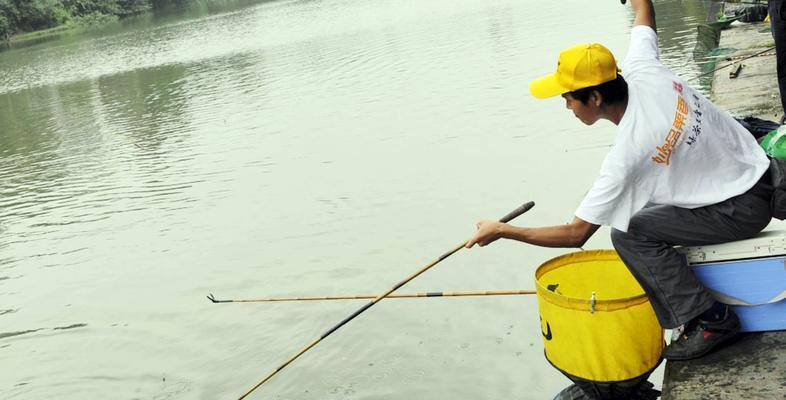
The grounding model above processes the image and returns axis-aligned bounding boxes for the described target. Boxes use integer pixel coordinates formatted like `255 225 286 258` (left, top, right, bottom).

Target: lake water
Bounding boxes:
0 0 714 398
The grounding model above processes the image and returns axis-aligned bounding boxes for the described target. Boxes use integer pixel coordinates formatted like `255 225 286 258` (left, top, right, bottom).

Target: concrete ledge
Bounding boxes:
662 331 786 399
710 21 779 121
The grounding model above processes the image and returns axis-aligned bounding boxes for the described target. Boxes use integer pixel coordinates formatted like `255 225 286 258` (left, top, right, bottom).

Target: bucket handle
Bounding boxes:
590 291 596 313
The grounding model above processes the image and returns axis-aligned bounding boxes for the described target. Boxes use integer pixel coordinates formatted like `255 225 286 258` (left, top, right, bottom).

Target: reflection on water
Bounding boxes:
0 0 712 398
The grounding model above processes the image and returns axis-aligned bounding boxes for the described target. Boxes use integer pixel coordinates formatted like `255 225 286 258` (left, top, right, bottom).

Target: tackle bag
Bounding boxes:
759 126 786 219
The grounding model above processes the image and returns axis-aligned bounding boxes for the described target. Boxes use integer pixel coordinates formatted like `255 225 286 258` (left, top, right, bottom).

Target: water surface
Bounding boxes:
0 0 712 398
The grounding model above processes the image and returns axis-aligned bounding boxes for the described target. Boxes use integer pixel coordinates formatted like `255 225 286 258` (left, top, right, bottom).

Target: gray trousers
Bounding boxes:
610 175 773 329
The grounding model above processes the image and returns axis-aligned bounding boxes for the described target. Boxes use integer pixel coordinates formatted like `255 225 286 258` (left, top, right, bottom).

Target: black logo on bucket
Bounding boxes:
540 316 552 341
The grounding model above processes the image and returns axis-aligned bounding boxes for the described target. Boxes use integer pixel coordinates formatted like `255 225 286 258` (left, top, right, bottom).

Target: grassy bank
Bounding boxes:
0 1 187 43
7 14 122 45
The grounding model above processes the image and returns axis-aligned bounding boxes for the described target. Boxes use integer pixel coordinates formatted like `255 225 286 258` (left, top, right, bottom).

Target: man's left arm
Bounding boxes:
630 0 656 31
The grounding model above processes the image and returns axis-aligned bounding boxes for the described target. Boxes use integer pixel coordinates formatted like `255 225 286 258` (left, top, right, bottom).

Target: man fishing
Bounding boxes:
466 0 773 363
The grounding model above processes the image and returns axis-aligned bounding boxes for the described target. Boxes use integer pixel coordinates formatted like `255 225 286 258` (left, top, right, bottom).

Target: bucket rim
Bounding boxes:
535 249 650 312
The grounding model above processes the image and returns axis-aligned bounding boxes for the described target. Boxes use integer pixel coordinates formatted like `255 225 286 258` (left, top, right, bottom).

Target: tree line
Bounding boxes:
0 0 190 40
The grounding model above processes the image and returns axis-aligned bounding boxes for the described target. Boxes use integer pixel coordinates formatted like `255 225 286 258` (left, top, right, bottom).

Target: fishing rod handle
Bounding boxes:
498 201 535 223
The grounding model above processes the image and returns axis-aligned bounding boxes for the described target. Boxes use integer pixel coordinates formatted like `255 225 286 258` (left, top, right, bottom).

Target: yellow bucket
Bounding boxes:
536 250 663 383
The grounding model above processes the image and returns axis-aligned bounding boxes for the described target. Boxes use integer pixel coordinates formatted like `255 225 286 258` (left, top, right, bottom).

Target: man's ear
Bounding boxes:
591 90 603 107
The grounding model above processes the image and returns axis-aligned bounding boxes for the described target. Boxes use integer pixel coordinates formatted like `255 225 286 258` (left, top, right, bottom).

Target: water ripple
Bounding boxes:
0 0 703 398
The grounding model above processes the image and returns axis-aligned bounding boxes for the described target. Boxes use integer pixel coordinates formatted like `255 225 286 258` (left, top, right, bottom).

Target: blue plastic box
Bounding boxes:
680 231 786 333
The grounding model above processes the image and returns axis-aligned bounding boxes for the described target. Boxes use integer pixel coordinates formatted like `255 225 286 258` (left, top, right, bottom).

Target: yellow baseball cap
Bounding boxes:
529 43 619 99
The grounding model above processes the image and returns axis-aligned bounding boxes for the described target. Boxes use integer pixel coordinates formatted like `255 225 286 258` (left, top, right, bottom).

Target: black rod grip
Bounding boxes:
498 201 535 224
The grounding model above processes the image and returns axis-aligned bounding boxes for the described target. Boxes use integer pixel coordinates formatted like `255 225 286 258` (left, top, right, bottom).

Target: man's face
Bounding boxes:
562 93 601 125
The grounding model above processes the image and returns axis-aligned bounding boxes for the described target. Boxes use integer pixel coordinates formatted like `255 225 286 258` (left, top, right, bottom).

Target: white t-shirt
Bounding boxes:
575 25 770 232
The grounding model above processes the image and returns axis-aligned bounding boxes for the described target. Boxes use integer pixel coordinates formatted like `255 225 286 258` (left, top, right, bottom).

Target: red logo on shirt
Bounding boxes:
672 81 683 93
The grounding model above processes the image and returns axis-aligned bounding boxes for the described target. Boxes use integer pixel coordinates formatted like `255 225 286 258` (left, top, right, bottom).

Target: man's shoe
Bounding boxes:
663 306 740 361
553 381 661 400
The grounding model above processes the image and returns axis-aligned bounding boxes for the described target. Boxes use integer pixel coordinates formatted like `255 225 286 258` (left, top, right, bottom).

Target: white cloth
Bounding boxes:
575 25 770 232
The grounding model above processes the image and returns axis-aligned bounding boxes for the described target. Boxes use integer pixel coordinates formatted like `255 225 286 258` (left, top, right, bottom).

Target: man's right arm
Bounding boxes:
630 0 656 31
499 217 600 248
465 216 600 249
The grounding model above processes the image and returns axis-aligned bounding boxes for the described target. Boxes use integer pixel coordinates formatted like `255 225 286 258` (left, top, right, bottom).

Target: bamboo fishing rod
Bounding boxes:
207 289 536 303
235 200 535 399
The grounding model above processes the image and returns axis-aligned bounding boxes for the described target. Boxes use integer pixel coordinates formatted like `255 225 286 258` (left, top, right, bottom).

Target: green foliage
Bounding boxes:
13 0 63 31
0 13 9 40
0 0 155 39
150 0 189 11
71 10 118 26
0 0 246 40
61 0 148 17
0 0 20 27
62 0 121 17
117 0 150 15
